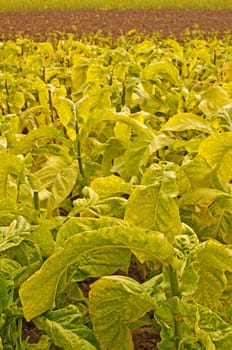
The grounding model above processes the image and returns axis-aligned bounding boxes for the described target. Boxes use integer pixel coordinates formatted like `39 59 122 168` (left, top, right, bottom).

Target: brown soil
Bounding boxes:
0 9 232 41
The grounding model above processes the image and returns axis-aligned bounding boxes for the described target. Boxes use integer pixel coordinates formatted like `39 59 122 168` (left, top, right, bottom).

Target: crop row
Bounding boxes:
0 32 232 349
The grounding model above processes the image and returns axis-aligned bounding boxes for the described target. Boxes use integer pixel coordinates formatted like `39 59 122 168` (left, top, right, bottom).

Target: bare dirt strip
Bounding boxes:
0 9 232 41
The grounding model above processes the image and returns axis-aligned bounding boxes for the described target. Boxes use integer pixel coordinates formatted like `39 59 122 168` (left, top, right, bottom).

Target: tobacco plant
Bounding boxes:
0 31 232 349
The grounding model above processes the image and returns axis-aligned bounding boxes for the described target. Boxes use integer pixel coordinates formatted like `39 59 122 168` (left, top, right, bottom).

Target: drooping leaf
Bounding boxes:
11 126 68 154
56 217 125 247
179 187 229 208
161 112 213 133
142 62 179 82
89 276 154 350
20 226 180 320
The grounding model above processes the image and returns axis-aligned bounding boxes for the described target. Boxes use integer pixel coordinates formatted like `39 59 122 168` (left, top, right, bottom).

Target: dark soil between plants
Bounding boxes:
0 9 232 41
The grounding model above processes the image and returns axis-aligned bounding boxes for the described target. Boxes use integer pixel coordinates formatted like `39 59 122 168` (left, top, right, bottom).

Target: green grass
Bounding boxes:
0 0 231 10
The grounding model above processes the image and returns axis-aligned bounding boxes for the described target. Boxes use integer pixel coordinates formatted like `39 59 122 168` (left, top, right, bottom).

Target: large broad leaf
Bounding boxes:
101 137 125 174
90 175 132 199
181 240 232 310
31 221 55 257
0 154 24 210
142 62 179 82
177 155 212 195
34 305 98 350
33 156 69 190
179 191 232 243
161 112 213 133
198 132 232 184
56 217 125 247
11 126 69 154
199 86 231 115
87 63 110 84
52 97 76 141
201 196 232 243
124 183 182 241
89 276 154 350
71 63 88 92
179 187 229 208
124 133 173 177
19 226 180 320
46 162 78 215
77 87 112 123
88 197 127 218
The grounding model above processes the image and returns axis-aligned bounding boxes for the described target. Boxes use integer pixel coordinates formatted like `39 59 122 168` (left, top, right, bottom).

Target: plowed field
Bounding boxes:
0 9 231 41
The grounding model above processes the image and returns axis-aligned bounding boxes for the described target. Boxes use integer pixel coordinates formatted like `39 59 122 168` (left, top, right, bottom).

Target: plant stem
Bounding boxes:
33 190 40 211
168 265 180 298
5 79 10 114
48 89 54 123
167 265 181 350
74 105 84 178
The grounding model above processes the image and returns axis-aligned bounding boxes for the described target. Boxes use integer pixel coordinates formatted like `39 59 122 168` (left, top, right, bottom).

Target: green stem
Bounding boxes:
168 265 180 298
5 79 10 114
74 106 84 178
48 89 54 123
167 265 181 350
33 190 40 211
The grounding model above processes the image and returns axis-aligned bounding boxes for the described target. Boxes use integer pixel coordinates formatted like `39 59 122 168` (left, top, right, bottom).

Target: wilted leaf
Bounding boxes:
20 226 180 320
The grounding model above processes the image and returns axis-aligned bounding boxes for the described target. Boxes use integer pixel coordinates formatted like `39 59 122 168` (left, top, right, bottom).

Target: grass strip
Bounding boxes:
0 0 232 11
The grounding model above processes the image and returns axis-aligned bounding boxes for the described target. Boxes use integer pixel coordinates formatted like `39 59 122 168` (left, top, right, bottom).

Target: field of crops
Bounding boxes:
1 10 232 350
